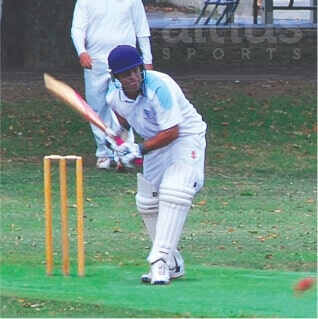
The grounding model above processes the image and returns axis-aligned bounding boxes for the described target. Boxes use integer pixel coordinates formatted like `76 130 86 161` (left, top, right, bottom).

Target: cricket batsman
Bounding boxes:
107 45 207 285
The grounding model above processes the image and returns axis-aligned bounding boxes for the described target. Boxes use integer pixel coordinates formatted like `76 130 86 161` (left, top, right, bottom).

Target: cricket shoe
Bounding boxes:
150 259 170 285
141 251 185 283
169 249 185 280
96 157 111 169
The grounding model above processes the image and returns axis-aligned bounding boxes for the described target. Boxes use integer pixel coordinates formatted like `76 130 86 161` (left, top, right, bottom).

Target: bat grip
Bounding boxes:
113 136 143 167
113 136 124 145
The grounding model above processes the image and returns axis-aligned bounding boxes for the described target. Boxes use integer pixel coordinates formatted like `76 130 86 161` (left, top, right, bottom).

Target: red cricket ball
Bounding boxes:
294 277 316 293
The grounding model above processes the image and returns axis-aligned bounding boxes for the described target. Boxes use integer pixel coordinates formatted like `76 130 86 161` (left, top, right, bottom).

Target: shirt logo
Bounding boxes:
144 109 151 118
191 151 197 159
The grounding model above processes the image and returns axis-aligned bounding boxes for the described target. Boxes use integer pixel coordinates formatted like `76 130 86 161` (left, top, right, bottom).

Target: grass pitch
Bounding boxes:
1 78 317 317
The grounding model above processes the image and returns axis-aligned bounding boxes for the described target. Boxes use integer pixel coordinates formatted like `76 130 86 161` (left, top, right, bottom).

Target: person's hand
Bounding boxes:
79 52 92 69
117 142 143 168
144 63 153 70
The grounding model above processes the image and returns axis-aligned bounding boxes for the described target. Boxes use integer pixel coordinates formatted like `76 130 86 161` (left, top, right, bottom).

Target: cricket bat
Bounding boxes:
43 73 143 166
43 73 122 150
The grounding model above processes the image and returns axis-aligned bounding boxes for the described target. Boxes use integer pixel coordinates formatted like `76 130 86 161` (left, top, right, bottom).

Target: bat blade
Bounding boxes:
43 73 112 136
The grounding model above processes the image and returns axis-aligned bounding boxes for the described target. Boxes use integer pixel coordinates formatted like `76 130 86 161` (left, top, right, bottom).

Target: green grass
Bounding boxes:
1 79 317 317
1 264 316 318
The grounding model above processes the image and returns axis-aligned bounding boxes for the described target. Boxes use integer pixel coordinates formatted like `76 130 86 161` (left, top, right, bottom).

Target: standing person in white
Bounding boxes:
107 45 207 285
71 0 153 169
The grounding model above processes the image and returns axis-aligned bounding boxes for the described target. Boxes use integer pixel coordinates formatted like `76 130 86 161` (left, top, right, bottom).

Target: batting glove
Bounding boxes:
117 142 143 168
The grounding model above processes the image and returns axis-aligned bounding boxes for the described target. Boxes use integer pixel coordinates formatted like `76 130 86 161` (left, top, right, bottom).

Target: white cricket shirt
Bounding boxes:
106 70 207 140
71 0 151 61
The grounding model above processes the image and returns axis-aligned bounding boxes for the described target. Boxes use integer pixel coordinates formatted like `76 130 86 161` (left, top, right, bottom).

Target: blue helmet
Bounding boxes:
108 45 143 75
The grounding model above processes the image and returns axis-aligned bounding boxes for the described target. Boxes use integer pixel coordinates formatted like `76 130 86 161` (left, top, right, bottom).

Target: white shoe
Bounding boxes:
150 259 170 285
96 157 111 169
141 251 185 283
170 250 185 279
141 271 152 283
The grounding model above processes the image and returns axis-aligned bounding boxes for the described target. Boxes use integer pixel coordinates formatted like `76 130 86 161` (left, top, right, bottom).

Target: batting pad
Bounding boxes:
135 173 159 241
148 163 196 264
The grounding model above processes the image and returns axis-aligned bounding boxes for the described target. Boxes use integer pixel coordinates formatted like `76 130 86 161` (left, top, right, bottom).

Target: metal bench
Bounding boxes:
261 0 317 24
194 0 241 25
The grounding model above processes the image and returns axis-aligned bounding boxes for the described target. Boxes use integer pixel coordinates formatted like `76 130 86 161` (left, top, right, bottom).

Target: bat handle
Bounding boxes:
113 136 143 167
113 136 125 146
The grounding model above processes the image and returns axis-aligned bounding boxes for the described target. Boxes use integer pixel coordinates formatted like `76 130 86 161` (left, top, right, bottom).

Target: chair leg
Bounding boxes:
216 6 227 24
194 4 208 24
223 2 239 24
204 5 219 24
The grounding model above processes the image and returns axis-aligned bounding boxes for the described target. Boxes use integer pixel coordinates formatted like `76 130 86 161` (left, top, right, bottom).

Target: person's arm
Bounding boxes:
78 52 92 69
132 0 153 68
71 0 92 68
142 125 179 153
117 125 179 168
137 36 153 70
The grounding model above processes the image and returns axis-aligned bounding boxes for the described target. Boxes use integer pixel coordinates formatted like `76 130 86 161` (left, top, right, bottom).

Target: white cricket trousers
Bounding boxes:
143 132 206 192
84 60 119 159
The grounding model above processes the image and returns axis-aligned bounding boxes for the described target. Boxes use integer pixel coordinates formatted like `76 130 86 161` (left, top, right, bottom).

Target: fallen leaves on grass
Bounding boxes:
112 226 123 233
192 200 207 208
18 298 45 310
257 236 266 242
240 191 254 196
255 232 278 242
125 189 136 195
